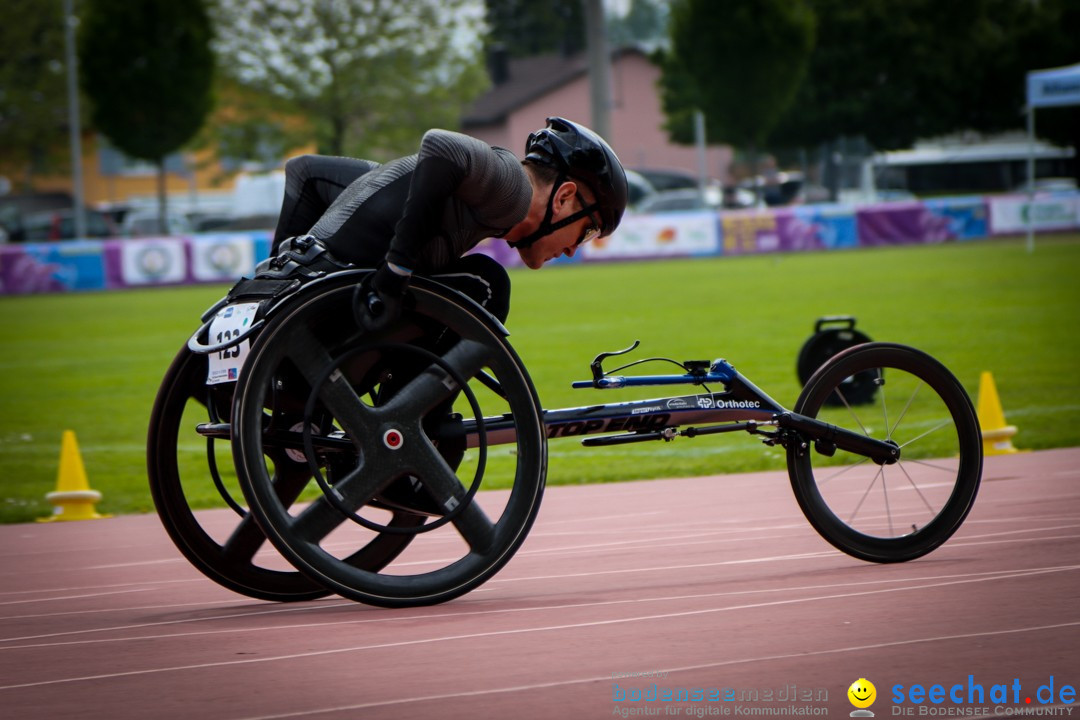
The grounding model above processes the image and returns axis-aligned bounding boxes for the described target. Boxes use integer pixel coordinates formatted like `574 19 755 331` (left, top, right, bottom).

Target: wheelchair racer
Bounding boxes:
271 116 628 326
269 117 627 514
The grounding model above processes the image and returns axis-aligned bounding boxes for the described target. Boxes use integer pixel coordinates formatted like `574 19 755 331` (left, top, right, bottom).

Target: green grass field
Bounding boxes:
2 234 1078 524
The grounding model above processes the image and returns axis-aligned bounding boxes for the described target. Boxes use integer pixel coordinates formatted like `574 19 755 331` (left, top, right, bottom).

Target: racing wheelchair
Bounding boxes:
148 240 983 607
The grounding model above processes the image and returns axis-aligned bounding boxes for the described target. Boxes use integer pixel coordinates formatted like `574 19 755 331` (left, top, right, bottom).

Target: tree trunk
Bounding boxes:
824 139 841 203
747 143 761 207
330 113 345 157
157 157 168 235
1072 110 1080 185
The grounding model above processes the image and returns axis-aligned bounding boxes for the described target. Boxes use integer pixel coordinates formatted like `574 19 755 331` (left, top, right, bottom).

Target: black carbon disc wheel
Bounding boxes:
786 342 982 562
147 344 424 602
232 275 547 607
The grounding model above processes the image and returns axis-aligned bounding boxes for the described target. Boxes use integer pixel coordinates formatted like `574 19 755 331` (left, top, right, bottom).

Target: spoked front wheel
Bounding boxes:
787 342 982 562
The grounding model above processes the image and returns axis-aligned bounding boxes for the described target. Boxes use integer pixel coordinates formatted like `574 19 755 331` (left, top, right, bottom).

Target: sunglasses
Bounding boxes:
575 193 602 246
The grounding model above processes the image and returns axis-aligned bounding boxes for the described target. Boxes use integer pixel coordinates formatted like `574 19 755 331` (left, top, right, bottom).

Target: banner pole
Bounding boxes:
1025 103 1035 254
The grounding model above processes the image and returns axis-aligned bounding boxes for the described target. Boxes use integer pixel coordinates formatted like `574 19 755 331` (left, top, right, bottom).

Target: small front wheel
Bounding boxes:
787 342 982 562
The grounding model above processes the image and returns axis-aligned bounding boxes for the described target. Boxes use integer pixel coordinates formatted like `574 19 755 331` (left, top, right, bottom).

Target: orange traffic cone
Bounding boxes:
37 430 110 522
976 371 1021 455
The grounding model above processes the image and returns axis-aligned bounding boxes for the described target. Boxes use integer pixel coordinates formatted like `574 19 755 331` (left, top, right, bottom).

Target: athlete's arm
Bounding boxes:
385 129 520 272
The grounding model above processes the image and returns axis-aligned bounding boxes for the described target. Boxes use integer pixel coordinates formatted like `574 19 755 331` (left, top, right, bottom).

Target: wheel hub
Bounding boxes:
382 428 404 450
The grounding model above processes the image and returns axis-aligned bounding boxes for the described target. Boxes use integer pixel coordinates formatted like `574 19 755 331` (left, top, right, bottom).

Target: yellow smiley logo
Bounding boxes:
848 678 877 709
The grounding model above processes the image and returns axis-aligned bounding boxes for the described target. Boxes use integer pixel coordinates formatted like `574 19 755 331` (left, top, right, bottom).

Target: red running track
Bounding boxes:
0 448 1078 720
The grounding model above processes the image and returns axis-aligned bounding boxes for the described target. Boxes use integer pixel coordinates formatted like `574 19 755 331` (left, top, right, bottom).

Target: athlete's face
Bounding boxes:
517 182 600 269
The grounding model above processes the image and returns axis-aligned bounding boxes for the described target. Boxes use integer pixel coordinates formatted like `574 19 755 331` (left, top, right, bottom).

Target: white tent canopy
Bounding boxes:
1024 61 1080 250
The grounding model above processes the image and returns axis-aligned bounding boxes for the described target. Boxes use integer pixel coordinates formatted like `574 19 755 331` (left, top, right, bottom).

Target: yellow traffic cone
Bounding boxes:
37 430 110 522
976 371 1021 456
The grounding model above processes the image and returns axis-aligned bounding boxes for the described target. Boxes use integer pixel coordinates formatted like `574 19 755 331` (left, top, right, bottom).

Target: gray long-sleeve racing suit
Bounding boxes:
273 130 532 322
305 130 531 274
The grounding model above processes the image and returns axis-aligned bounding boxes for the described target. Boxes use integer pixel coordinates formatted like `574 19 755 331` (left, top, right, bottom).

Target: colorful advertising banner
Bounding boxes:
190 234 259 282
988 194 1079 235
584 211 719 260
107 238 189 286
469 236 524 268
776 205 859 251
856 202 942 246
2 195 1077 296
719 210 781 255
922 196 990 240
0 241 106 294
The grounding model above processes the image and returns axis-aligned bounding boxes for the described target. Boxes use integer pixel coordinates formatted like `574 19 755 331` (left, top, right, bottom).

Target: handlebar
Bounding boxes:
574 342 738 389
571 368 735 389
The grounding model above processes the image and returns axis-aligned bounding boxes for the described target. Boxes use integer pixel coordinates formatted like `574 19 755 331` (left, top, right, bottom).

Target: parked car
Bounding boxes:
738 171 806 207
632 167 700 193
0 193 106 242
636 188 720 213
20 208 116 241
720 186 757 208
121 210 195 237
624 169 657 209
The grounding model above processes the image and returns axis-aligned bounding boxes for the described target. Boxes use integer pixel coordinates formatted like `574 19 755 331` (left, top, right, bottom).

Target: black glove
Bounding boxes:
356 262 411 332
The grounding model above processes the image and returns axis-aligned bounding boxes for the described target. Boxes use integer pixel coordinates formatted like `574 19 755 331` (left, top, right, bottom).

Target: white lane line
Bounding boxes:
487 551 843 584
946 533 1080 550
0 597 255 621
536 511 668 526
1 564 1077 689
2 525 1074 618
226 621 1080 720
346 519 1080 574
80 559 186 570
954 523 1080 541
386 528 811 570
519 527 807 555
2 565 1075 651
0 578 199 599
6 526 1076 631
493 530 1080 583
516 532 810 561
0 588 155 607
0 600 355 644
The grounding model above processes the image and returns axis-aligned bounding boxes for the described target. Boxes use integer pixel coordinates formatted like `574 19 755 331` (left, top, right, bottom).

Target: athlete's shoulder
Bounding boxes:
419 128 495 162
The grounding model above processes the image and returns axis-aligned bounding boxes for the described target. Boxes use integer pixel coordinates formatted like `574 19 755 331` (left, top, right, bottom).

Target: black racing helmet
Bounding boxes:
524 117 628 237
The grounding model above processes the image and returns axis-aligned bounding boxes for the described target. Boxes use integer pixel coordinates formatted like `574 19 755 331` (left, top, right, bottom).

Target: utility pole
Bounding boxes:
582 0 612 141
64 0 88 239
694 110 707 192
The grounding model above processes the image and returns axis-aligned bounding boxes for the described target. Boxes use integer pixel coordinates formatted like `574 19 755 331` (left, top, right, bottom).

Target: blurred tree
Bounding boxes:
211 0 488 160
79 0 214 227
770 0 1079 169
607 0 669 51
485 0 584 57
189 74 313 183
993 0 1079 179
0 0 70 187
658 0 816 175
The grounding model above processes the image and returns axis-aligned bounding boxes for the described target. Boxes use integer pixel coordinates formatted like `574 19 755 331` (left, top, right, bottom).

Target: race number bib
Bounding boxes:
206 302 260 385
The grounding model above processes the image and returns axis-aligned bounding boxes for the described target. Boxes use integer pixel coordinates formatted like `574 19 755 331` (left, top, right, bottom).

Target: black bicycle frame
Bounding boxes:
196 357 899 466
455 357 900 465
